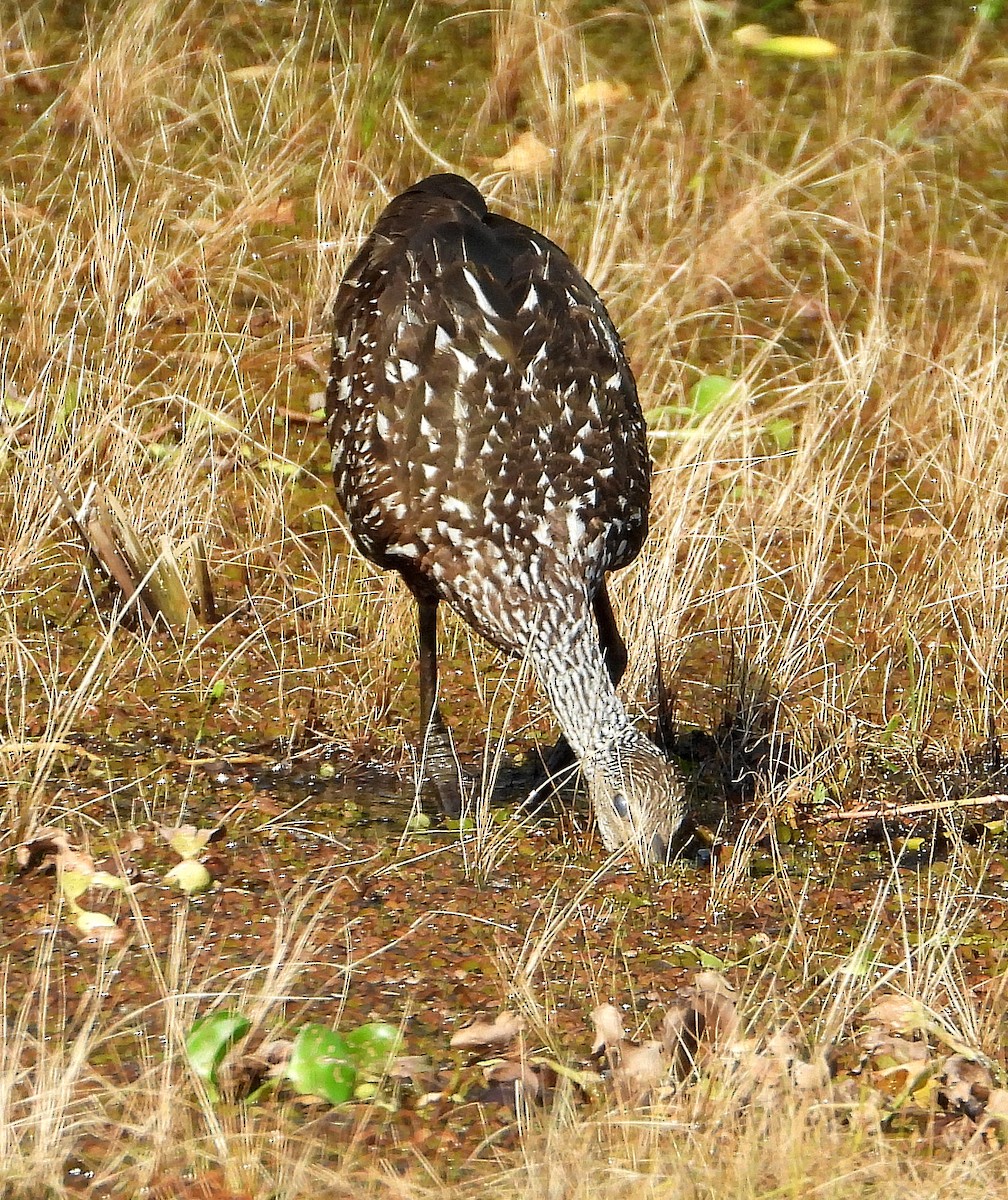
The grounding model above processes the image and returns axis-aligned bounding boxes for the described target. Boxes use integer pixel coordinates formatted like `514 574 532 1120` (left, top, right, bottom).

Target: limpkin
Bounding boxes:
326 173 685 864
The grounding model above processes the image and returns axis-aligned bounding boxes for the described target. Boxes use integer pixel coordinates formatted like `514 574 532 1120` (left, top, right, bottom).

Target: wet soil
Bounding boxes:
7 736 1008 1183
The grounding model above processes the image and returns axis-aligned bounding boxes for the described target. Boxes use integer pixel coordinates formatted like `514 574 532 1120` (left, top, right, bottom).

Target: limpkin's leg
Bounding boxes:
417 595 466 818
593 582 629 687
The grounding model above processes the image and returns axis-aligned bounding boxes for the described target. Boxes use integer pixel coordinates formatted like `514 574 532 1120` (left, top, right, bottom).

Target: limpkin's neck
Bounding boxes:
526 606 650 767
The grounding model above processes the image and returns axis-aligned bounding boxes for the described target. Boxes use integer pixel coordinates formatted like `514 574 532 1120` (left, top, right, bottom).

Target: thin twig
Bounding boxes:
812 795 1008 823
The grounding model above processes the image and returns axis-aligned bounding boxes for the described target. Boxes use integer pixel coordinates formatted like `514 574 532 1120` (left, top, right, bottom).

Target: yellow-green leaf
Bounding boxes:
164 860 213 894
758 35 839 59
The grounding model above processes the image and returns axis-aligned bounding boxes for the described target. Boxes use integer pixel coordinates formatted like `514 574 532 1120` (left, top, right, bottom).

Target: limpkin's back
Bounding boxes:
327 174 650 653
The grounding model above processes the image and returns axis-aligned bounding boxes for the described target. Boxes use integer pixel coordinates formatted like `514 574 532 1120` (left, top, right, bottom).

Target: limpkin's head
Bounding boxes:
586 742 686 867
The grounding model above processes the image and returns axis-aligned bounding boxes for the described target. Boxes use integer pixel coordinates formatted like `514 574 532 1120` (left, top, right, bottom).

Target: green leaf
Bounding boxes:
59 868 92 903
344 1022 403 1077
60 383 79 424
286 1024 357 1105
841 944 878 978
70 906 119 937
164 860 213 894
162 824 214 859
672 943 729 971
200 409 242 436
732 25 839 59
688 375 740 420
259 456 303 480
764 417 794 451
89 870 127 892
645 403 692 427
186 1011 251 1099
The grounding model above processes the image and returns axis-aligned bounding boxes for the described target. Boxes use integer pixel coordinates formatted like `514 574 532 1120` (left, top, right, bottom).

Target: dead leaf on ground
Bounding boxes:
938 1055 994 1121
720 1025 834 1105
765 1029 798 1069
450 1010 523 1051
117 830 145 855
260 1039 294 1068
491 131 554 175
862 1029 930 1065
478 1060 543 1105
217 1042 293 1102
612 1040 668 1104
16 68 56 95
834 1076 885 1134
935 1112 982 1151
573 79 630 110
979 1089 1008 1139
388 1055 437 1087
246 197 297 226
146 1167 254 1200
16 827 73 872
724 1036 787 1094
792 1055 833 1091
863 993 929 1036
591 1003 626 1055
662 971 740 1075
294 346 328 379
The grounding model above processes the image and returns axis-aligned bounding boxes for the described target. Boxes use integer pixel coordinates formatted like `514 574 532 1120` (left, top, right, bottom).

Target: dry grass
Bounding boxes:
3 0 1008 1194
2 844 1007 1198
3 0 1007 797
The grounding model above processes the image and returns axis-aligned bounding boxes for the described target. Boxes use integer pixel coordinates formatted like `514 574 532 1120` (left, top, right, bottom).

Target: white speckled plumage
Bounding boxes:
327 174 685 865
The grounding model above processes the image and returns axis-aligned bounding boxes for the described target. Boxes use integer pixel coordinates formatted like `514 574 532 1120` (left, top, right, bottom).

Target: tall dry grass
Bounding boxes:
2 0 1006 831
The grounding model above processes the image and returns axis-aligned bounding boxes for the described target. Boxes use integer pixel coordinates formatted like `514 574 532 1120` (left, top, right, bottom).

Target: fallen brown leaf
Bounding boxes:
573 79 630 110
938 1054 993 1121
492 131 554 175
862 1029 930 1065
482 1060 542 1104
242 197 297 227
979 1089 1008 1139
863 993 928 1036
591 1003 626 1055
611 1040 668 1104
450 1010 523 1051
792 1054 833 1091
387 1055 437 1087
662 971 739 1075
16 827 73 872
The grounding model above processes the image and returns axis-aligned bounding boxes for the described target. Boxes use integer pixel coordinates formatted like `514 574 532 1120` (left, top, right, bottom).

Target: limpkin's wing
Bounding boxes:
327 176 650 649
